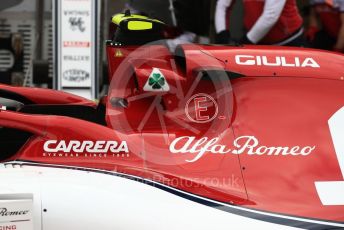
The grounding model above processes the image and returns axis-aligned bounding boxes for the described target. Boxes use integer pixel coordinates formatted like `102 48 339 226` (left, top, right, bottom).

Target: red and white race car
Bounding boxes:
0 13 343 230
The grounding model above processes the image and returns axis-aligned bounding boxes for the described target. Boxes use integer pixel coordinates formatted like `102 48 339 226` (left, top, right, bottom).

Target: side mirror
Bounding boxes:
110 97 128 108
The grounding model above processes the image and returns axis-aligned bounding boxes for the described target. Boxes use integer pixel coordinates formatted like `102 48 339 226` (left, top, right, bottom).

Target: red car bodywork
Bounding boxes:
1 43 344 226
0 83 96 106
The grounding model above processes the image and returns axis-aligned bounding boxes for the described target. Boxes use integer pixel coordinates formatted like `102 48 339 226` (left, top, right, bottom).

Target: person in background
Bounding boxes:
166 0 211 51
123 0 211 52
215 0 306 46
306 0 344 53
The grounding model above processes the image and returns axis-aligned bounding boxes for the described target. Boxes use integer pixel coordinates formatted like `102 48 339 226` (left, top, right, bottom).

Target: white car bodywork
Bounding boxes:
0 162 300 230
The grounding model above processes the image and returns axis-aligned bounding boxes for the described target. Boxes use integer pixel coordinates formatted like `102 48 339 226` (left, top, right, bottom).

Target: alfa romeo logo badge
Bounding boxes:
143 68 170 92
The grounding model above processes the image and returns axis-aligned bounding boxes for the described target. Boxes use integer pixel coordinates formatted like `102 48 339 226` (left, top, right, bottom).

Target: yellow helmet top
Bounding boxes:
112 11 164 31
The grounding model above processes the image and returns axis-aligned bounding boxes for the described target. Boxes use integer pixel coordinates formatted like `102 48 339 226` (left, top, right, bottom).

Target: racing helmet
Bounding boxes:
111 10 165 45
